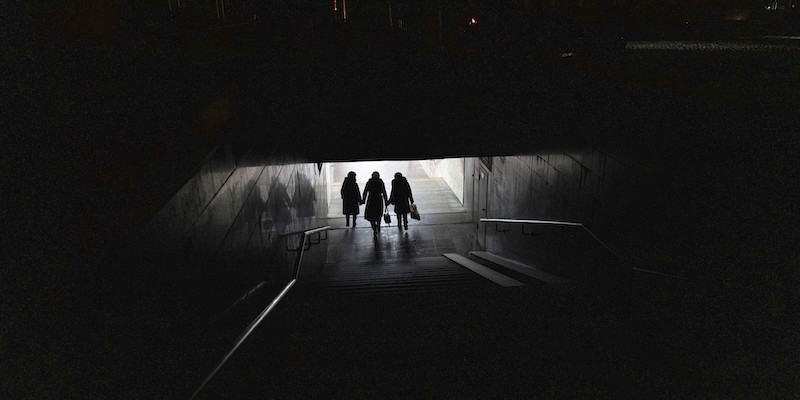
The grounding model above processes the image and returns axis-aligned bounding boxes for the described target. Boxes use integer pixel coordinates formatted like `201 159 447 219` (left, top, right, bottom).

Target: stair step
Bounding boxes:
469 251 570 284
303 272 484 296
322 256 455 267
312 274 476 286
306 255 490 295
304 280 485 296
442 253 525 287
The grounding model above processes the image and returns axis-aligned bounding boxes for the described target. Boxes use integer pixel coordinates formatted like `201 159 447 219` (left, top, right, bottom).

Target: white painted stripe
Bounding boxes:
442 253 525 287
469 251 569 284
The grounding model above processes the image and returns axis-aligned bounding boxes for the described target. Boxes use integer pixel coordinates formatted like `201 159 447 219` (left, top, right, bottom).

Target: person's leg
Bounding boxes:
396 212 402 228
403 213 408 229
352 216 356 227
345 214 350 227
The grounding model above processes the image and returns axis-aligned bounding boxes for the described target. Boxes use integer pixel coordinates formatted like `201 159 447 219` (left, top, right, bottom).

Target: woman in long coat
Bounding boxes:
340 171 361 227
389 172 414 230
362 171 388 235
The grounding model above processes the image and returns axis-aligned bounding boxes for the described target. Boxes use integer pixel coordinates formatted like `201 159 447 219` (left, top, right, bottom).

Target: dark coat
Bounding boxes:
389 177 414 214
362 178 387 222
340 177 361 215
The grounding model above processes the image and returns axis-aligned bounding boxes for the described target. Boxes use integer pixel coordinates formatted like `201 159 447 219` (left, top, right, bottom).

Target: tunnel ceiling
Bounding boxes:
231 44 742 163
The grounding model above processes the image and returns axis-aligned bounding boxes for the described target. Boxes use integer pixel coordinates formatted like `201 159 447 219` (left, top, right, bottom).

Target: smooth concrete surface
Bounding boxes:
419 157 465 203
443 253 526 287
470 251 570 284
85 153 333 399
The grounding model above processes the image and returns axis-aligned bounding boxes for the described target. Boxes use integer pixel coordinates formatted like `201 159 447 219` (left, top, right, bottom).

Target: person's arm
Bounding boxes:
362 182 369 203
406 178 414 204
381 182 388 205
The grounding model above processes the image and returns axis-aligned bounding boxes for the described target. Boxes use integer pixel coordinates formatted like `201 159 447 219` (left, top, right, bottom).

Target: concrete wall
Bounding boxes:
479 137 757 282
481 150 628 281
475 109 797 284
463 157 477 223
129 147 328 319
111 147 329 396
419 157 465 203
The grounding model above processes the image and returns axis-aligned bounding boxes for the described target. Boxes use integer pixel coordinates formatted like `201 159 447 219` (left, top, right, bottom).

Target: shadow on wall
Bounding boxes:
113 148 329 397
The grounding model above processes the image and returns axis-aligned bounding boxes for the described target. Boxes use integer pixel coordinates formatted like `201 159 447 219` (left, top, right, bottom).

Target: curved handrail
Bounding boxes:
278 226 329 237
282 225 330 251
480 218 583 227
479 218 685 280
291 226 331 280
480 218 625 264
190 225 332 399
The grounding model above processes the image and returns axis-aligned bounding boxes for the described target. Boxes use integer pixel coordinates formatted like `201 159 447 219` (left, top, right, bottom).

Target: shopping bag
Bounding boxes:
383 211 391 224
409 203 421 220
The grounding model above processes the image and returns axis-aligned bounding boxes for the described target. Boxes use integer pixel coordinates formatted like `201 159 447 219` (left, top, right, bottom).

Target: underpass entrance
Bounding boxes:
326 159 467 223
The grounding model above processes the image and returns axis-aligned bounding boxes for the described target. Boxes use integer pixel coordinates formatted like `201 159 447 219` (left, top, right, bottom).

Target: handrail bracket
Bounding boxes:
494 222 510 233
521 224 542 237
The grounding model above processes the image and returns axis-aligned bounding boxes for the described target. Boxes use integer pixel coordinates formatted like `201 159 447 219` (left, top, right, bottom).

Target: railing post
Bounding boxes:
293 234 308 280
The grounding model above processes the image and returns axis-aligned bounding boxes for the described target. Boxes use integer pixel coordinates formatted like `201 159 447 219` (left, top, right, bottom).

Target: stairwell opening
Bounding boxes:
325 158 467 224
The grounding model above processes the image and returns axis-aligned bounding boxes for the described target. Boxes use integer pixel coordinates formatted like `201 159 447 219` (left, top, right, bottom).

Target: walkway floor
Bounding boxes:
324 220 478 264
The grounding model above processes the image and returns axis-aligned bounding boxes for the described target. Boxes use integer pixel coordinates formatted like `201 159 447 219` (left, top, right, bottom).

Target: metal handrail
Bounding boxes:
277 226 326 237
279 225 331 251
479 218 685 280
290 226 331 280
480 218 625 267
481 218 583 227
190 225 332 399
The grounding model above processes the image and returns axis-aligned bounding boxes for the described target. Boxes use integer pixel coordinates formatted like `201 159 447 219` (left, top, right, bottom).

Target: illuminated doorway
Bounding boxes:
326 158 466 221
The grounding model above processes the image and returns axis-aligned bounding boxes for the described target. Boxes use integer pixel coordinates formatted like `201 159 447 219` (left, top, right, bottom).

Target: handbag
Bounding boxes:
383 205 391 224
409 203 421 220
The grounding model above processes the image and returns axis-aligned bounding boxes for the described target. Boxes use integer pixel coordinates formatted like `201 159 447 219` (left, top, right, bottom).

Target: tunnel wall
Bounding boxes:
484 149 631 280
127 147 328 321
419 158 465 203
109 146 329 396
480 132 769 281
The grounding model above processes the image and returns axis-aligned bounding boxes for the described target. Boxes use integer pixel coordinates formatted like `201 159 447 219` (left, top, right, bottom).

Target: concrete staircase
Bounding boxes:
302 250 573 296
301 256 492 296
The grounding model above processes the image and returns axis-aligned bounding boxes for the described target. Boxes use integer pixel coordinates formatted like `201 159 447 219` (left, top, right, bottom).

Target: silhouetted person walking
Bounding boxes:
362 171 388 236
340 171 361 227
389 172 414 230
